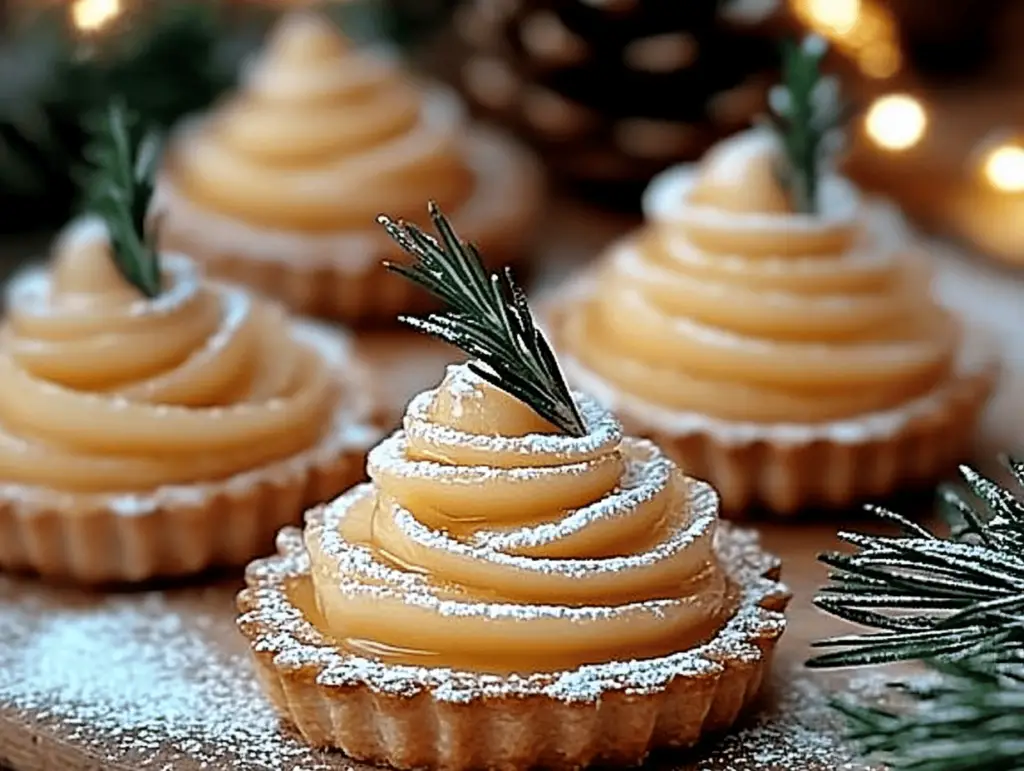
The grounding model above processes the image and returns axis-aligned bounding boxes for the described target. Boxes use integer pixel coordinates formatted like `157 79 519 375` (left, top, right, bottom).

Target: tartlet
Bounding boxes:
154 12 543 324
551 129 999 515
0 219 380 584
237 364 789 770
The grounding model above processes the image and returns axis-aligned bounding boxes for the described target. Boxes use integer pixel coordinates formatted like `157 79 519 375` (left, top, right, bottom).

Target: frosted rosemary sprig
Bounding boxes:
809 458 1024 670
82 101 163 298
836 656 1024 771
379 203 586 436
767 35 845 214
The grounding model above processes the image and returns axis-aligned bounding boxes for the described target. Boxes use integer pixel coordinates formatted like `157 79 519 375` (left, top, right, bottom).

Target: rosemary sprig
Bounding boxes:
809 457 1024 670
766 35 845 214
82 101 163 298
836 657 1024 771
379 203 586 436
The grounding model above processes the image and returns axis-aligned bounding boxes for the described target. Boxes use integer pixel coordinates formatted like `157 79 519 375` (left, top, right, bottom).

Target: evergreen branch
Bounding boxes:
379 203 586 436
767 35 845 214
835 657 1024 771
809 458 1024 670
82 101 163 298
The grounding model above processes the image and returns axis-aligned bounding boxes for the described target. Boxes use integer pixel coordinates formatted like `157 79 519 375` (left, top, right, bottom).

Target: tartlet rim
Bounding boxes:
236 479 790 705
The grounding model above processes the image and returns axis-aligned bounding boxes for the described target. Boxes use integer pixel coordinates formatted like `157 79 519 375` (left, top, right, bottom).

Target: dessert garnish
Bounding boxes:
380 202 585 436
764 35 845 215
82 101 164 298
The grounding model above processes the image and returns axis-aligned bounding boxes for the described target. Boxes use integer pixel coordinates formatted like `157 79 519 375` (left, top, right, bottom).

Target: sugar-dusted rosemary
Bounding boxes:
81 101 163 298
766 35 846 214
379 203 586 436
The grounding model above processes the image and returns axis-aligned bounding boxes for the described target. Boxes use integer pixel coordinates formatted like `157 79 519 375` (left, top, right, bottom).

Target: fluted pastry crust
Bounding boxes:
237 503 789 771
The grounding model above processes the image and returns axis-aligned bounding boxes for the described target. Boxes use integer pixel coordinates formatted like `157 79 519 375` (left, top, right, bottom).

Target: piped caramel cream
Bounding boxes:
162 12 474 233
561 129 959 423
305 364 734 675
0 219 338 491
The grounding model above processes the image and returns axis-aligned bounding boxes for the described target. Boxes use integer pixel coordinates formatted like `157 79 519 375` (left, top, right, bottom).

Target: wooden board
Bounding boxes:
1 200 1023 770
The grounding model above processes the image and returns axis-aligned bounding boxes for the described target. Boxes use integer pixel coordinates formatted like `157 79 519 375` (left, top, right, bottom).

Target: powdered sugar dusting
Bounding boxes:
0 576 878 769
369 430 605 485
472 442 673 553
692 673 878 770
240 510 789 704
0 579 340 770
386 474 714 579
404 373 622 462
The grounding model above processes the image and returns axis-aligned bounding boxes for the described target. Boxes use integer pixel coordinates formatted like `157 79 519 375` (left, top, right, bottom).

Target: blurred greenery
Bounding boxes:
0 0 458 235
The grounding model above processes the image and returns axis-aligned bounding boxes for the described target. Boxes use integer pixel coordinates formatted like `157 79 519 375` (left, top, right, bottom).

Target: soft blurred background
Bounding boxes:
3 0 1024 264
2 5 1024 769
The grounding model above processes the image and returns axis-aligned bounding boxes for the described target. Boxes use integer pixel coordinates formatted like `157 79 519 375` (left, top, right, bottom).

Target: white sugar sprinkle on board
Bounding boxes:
0 575 875 770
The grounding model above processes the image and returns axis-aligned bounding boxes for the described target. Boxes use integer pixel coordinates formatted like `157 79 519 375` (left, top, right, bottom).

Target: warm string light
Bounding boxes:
790 0 901 79
981 142 1024 194
864 94 927 151
71 0 122 33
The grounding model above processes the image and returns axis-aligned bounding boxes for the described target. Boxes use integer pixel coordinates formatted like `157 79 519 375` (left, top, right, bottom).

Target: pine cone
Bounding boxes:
455 0 785 204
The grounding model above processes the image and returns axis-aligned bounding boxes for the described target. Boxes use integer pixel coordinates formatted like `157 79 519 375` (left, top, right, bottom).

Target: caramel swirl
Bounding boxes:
562 130 959 423
307 365 731 674
163 12 473 232
0 219 338 492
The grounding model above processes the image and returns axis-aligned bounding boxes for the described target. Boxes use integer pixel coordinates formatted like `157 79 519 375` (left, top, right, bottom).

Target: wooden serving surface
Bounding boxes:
1 200 1023 770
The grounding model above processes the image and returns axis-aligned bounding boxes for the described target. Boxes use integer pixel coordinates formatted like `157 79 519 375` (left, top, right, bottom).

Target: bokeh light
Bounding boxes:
791 0 901 79
982 143 1024 193
72 0 122 33
864 94 927 151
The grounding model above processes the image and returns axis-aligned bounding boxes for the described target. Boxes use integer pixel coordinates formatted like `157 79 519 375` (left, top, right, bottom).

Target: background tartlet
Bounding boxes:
155 11 543 325
0 215 379 584
552 128 999 515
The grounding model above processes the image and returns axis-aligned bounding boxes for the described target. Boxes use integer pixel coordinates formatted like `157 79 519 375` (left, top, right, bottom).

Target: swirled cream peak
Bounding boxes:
688 130 792 214
305 364 732 674
0 218 337 492
561 129 960 424
163 11 473 232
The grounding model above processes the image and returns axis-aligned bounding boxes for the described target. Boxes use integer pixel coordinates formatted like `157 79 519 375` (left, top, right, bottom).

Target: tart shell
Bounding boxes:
236 501 789 771
549 287 1000 517
0 323 381 585
154 126 543 325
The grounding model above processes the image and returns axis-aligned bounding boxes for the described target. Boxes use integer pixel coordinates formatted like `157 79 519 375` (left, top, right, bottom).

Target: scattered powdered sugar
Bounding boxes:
387 474 714 580
369 430 606 485
0 574 878 770
471 440 673 553
690 674 877 771
0 579 341 770
437 363 484 420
